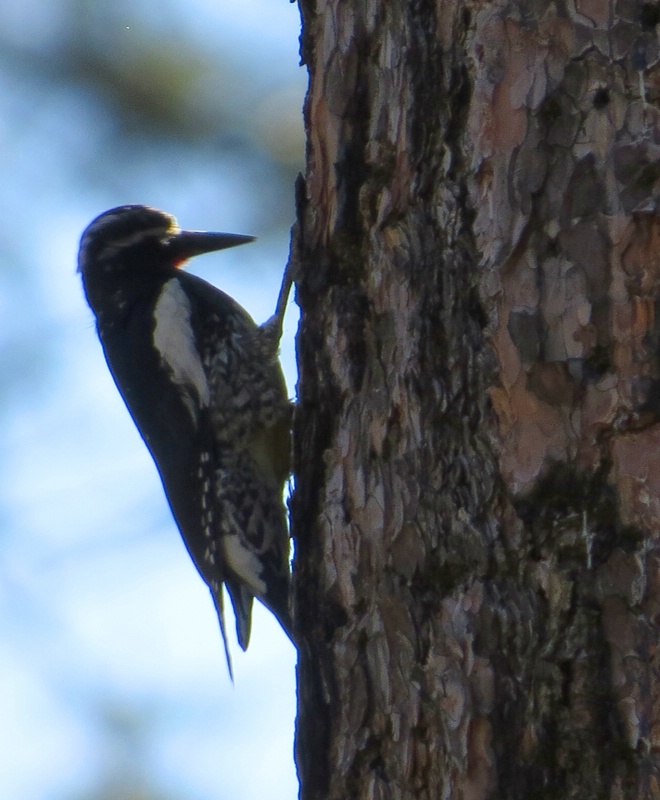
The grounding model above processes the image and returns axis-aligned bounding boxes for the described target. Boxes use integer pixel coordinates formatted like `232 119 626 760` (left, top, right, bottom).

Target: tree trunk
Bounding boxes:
292 3 660 799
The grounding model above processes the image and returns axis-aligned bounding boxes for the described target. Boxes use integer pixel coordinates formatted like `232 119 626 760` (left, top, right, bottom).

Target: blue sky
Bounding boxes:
0 2 306 798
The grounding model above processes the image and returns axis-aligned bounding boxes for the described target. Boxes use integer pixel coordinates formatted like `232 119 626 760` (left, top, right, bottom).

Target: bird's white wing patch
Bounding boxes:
153 279 210 415
222 534 267 596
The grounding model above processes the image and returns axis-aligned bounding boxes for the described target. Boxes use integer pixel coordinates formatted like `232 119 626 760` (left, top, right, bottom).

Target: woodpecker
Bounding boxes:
78 205 293 674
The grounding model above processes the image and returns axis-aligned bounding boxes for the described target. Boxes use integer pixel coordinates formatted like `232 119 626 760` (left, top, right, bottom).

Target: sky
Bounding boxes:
0 2 306 798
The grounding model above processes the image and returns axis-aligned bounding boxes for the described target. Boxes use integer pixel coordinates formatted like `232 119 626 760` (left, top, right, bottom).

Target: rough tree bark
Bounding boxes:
291 2 660 799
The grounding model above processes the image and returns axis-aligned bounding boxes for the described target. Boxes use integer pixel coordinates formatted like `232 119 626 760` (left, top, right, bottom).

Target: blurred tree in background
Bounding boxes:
0 2 304 799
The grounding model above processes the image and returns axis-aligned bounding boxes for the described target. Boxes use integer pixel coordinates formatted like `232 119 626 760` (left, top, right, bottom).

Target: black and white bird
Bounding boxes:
78 205 293 674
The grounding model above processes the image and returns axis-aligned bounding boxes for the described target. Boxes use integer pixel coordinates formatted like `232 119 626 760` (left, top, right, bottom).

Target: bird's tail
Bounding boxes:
213 579 294 677
262 587 295 646
226 579 254 651
229 569 296 648
226 578 296 648
210 586 234 682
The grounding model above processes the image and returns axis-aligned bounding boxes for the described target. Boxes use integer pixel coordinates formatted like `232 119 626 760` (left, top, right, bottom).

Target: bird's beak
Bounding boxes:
168 230 255 265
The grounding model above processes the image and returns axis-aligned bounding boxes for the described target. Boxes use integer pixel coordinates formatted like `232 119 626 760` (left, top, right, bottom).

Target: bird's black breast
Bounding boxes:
97 275 202 490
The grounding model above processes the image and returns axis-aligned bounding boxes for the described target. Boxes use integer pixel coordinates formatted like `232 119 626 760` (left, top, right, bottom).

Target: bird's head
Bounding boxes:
78 204 254 289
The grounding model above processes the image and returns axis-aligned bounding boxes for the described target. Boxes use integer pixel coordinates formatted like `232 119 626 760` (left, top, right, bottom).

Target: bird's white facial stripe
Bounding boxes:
153 279 210 412
222 535 266 596
98 225 178 260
